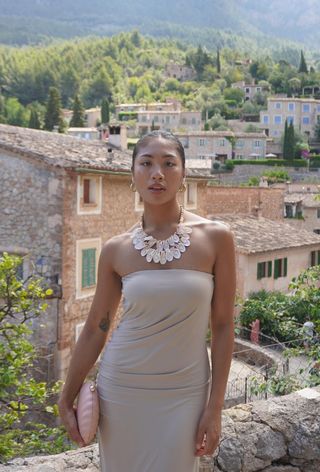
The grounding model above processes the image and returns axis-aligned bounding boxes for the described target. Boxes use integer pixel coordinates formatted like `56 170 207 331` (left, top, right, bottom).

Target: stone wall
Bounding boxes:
2 387 319 472
206 186 284 220
0 150 64 381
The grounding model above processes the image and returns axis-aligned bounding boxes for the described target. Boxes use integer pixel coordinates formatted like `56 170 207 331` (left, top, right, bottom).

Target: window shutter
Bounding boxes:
311 251 316 266
257 262 261 279
317 250 320 265
268 261 272 277
274 259 279 279
82 248 96 287
83 179 90 204
284 257 287 276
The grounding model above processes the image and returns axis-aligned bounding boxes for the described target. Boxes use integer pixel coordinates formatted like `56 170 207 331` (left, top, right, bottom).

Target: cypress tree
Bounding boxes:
217 49 221 74
101 98 110 124
298 50 308 74
28 109 41 129
287 122 295 160
283 119 289 159
70 94 85 127
44 87 63 131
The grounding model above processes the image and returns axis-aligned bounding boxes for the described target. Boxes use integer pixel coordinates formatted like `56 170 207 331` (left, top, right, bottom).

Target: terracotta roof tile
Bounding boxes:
0 124 208 178
208 214 320 254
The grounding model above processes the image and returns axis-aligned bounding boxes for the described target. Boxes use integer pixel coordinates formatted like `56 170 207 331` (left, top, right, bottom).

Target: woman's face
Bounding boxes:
132 137 185 205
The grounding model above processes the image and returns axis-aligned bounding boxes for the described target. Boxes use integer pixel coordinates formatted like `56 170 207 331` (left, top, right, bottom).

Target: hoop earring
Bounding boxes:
179 180 187 192
130 181 136 192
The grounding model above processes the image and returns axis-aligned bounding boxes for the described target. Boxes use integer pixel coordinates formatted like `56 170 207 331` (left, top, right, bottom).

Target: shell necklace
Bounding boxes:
131 205 193 265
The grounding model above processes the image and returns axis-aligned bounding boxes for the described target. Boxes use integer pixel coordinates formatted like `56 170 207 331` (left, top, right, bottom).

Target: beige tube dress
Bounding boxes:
97 268 214 472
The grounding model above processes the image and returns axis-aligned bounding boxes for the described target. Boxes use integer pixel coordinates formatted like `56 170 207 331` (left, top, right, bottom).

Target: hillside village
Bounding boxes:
0 23 320 468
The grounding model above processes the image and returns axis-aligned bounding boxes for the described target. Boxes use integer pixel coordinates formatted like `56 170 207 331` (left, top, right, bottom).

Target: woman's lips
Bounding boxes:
148 187 166 193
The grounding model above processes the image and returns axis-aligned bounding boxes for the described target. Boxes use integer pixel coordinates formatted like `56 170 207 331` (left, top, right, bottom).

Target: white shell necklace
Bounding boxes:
131 205 193 265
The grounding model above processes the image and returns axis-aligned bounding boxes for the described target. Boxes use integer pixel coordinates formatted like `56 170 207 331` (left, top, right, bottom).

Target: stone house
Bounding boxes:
231 81 270 101
62 107 101 128
67 127 100 140
177 131 267 161
0 124 209 381
209 214 320 303
115 100 181 118
164 61 196 81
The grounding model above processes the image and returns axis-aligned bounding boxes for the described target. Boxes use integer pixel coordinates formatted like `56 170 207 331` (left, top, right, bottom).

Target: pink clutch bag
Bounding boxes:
76 381 99 445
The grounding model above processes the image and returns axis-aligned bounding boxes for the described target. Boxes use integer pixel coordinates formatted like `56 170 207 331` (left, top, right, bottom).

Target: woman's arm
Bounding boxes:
58 238 122 445
195 226 236 457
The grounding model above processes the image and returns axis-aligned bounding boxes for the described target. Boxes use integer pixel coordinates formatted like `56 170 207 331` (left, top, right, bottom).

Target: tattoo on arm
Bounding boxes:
99 313 110 333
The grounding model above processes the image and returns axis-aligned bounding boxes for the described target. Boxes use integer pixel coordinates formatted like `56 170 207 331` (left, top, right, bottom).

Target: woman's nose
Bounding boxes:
151 166 164 179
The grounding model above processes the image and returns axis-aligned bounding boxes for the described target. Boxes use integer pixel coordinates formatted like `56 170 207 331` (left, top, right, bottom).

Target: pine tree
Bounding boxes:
44 87 63 131
298 50 308 74
217 49 221 74
70 94 85 127
283 119 289 159
28 109 41 129
101 98 110 124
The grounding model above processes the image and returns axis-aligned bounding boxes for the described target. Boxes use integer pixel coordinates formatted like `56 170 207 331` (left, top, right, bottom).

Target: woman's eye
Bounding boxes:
166 162 176 167
141 161 151 166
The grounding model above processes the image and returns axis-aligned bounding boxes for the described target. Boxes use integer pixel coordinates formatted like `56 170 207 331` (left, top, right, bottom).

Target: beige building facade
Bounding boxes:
177 131 267 161
137 110 202 135
232 81 269 101
260 97 320 140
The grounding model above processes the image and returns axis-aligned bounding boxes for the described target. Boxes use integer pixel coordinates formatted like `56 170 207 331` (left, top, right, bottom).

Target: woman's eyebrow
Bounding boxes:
138 153 177 158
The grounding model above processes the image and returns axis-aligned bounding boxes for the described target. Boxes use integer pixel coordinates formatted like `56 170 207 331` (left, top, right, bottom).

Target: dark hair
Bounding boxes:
132 130 185 169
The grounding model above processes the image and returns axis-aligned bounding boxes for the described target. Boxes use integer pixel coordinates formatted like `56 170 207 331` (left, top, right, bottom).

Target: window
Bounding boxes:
317 208 320 218
287 116 294 125
303 104 310 113
199 138 205 147
257 261 272 279
191 117 196 125
254 141 261 148
154 116 159 123
288 103 295 112
165 116 170 124
310 250 320 266
317 105 320 113
263 115 269 124
256 87 261 92
236 154 244 159
275 102 282 109
181 117 187 125
184 182 197 210
245 88 250 93
77 175 102 215
236 140 244 148
302 117 310 125
219 139 225 147
141 115 147 122
274 116 282 124
76 238 101 299
274 257 288 279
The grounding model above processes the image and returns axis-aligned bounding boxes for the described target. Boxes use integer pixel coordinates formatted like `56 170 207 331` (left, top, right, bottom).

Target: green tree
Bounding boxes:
287 121 295 160
298 50 308 74
69 94 85 127
101 98 110 124
28 109 41 129
44 87 63 132
216 49 221 74
0 253 68 462
283 119 289 159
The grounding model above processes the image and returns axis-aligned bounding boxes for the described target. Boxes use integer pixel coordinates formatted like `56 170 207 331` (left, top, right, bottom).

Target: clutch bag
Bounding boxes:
76 381 99 445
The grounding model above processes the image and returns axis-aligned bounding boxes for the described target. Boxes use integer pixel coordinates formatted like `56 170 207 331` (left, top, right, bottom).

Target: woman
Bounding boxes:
58 131 236 471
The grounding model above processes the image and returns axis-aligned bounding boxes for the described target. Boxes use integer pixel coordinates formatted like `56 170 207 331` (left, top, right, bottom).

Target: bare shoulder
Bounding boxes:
184 211 233 240
100 231 133 267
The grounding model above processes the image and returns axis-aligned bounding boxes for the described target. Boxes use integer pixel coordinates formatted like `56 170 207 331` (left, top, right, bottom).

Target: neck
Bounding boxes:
142 200 182 233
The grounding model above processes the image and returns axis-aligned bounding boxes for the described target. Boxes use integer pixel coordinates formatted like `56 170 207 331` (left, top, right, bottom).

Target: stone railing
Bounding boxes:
1 387 319 472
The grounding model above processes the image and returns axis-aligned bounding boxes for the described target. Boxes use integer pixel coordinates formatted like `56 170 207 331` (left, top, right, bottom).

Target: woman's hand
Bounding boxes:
194 407 221 457
58 398 86 448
